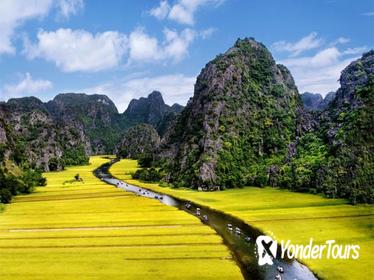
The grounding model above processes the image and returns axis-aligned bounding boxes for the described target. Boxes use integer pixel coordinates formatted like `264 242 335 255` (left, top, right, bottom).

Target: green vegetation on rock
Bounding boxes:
277 51 374 203
117 123 160 163
158 38 300 190
156 39 374 203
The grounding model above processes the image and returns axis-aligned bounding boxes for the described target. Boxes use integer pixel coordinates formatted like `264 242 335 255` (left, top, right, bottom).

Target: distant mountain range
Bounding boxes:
0 91 183 171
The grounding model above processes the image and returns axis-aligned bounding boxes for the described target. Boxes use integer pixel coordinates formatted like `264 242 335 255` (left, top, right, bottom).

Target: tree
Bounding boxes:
0 189 12 203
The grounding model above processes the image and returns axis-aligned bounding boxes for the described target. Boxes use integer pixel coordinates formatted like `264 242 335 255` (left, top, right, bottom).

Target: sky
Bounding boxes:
0 0 373 112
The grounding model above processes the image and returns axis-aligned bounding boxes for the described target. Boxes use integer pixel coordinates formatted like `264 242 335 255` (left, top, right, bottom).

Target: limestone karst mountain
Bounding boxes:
0 92 183 171
301 91 336 110
156 39 373 203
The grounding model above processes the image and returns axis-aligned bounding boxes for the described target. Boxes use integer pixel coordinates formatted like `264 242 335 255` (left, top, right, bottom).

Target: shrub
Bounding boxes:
0 189 12 203
132 168 163 182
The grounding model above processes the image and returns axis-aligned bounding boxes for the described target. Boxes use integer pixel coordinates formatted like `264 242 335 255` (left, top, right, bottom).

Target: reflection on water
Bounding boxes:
95 161 318 280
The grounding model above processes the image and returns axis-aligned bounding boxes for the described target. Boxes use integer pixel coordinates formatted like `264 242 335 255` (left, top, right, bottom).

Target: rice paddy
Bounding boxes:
0 156 243 280
110 159 374 280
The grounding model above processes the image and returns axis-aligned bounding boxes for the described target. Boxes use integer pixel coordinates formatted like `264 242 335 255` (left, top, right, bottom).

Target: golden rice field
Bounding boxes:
0 156 242 280
110 159 374 280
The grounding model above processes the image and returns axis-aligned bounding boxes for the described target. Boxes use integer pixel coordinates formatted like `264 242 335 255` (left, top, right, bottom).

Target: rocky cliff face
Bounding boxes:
48 92 182 154
125 91 184 136
0 91 182 171
125 91 166 125
301 91 336 110
0 105 11 160
0 97 90 171
332 50 374 109
47 93 123 154
159 38 300 189
156 39 373 203
319 91 336 109
48 93 118 125
314 50 374 202
117 123 160 160
301 92 323 110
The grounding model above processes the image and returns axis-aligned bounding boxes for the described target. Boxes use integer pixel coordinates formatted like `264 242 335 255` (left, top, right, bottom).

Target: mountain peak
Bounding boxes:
231 37 273 62
148 90 163 101
340 50 374 90
234 37 267 50
124 91 184 136
53 92 116 108
6 96 47 112
332 49 374 108
159 37 299 189
301 92 336 111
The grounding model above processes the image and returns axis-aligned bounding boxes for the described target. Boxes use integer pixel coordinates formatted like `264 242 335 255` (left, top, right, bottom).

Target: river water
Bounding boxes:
94 160 318 280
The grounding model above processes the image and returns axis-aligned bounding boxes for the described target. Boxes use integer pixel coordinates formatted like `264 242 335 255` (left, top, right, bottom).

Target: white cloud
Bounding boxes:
128 28 162 62
1 73 52 100
199 27 217 39
149 0 224 25
329 37 350 46
0 0 53 55
163 28 196 61
273 33 368 95
128 27 196 63
279 47 365 95
24 28 128 72
272 32 323 57
82 74 196 112
342 47 368 55
24 26 197 71
280 47 341 69
0 0 85 55
57 0 84 18
149 0 170 20
310 47 340 67
169 1 196 25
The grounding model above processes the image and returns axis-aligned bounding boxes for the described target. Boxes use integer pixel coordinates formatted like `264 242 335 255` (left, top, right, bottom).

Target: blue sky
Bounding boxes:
0 0 373 112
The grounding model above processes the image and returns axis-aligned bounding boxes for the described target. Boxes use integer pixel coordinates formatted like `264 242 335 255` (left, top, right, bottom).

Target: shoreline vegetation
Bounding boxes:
110 159 374 280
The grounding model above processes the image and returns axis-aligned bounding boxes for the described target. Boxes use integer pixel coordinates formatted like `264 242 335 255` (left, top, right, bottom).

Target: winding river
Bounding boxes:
94 159 318 280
